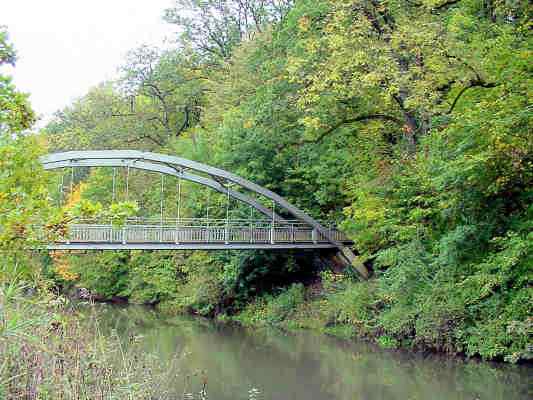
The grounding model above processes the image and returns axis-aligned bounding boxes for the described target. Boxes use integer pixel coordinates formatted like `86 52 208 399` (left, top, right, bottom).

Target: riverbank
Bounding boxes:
64 254 531 365
154 267 532 365
3 279 532 399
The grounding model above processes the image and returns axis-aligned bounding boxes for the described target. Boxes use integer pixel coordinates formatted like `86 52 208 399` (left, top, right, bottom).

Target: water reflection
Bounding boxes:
85 304 532 400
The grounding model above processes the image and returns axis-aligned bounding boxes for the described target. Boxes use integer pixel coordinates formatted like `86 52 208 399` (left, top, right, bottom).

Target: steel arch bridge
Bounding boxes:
41 150 369 279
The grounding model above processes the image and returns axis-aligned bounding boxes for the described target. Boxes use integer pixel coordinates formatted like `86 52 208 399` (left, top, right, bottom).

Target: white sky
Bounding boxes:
2 0 178 125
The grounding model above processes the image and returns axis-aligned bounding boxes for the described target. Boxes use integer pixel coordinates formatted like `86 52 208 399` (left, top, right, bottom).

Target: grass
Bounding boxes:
0 282 210 399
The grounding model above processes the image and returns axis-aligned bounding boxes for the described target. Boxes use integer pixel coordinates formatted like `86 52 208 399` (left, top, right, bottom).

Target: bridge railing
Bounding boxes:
72 217 341 229
51 218 350 245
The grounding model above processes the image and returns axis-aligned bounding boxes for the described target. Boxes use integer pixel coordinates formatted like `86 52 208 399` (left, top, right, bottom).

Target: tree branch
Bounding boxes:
448 78 500 114
109 112 137 118
432 0 463 12
176 106 190 137
124 134 164 147
297 114 403 147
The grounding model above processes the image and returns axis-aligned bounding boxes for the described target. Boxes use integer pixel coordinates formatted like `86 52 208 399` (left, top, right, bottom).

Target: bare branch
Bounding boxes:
176 106 190 137
124 134 164 147
296 114 403 147
448 79 500 114
432 0 463 12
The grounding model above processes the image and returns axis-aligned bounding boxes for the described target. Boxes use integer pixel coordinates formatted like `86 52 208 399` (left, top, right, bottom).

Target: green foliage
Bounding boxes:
0 136 50 249
163 252 225 316
69 252 131 299
40 0 532 363
0 27 48 282
0 137 53 283
70 198 103 219
126 251 183 304
219 251 310 308
234 283 306 326
377 335 399 349
70 199 139 226
164 0 293 60
68 250 183 304
0 27 35 135
0 27 17 66
107 201 140 226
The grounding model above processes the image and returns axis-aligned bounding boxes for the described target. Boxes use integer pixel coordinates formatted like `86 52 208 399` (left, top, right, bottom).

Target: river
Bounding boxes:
86 304 531 400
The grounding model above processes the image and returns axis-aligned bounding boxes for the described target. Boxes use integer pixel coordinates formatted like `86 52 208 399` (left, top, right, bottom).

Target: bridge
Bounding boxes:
41 150 369 278
50 218 353 250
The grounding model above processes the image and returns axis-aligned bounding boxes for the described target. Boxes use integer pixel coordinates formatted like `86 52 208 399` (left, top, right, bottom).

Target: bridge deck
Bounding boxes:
48 243 343 250
49 222 353 250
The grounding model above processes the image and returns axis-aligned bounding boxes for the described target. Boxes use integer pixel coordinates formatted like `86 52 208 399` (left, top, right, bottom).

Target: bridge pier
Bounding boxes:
337 247 369 279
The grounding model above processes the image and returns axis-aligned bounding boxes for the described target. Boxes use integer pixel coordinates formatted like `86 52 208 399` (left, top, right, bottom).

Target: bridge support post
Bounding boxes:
291 224 295 243
122 227 126 245
337 247 369 280
270 223 275 244
312 228 318 244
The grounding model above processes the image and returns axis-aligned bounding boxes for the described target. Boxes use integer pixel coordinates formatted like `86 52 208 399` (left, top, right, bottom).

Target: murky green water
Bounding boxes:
87 304 531 400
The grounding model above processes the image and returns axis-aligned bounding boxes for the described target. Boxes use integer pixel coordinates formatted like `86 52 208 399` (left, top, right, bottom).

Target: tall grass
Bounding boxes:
0 282 190 399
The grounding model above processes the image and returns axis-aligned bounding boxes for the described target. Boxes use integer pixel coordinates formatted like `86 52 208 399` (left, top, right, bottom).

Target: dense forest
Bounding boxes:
2 0 532 371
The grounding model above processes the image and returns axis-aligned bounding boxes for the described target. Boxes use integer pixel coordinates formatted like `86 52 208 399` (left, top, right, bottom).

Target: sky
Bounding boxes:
2 0 178 125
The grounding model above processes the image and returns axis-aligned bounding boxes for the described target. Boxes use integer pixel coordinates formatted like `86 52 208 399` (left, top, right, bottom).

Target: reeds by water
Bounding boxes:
0 283 186 399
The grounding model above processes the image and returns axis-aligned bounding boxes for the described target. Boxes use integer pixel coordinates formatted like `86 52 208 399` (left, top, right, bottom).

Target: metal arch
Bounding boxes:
42 159 284 222
40 150 369 279
41 151 328 234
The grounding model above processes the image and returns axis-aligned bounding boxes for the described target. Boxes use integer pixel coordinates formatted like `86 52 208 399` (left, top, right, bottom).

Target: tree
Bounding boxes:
119 46 205 140
40 0 532 361
0 27 35 136
164 0 294 60
283 0 525 151
0 27 16 65
0 28 51 282
46 45 206 151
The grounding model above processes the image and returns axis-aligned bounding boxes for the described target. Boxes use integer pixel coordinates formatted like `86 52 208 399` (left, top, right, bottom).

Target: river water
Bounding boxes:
88 304 531 400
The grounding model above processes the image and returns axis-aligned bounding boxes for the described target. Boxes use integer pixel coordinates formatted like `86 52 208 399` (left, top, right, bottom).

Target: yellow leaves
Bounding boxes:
298 16 310 32
299 116 323 131
495 176 510 187
285 57 305 83
50 251 79 281
35 132 48 149
354 205 387 225
304 38 320 54
326 32 348 50
362 71 384 87
64 182 86 210
243 119 254 129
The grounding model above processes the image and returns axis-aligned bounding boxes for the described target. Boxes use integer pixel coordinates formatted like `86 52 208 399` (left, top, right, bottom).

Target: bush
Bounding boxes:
161 252 225 316
235 283 306 326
